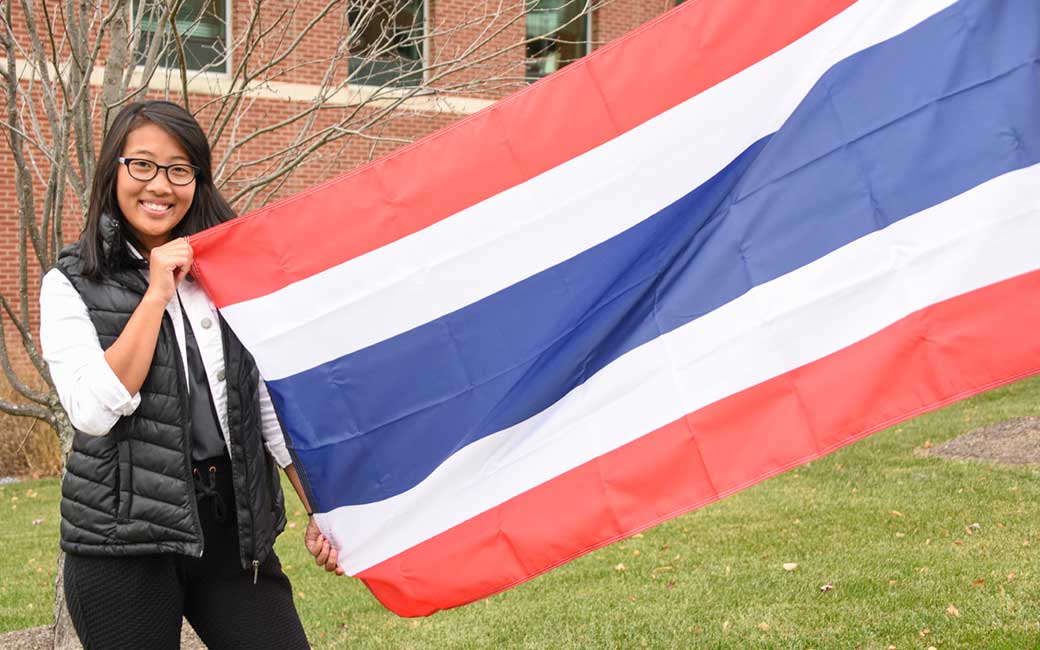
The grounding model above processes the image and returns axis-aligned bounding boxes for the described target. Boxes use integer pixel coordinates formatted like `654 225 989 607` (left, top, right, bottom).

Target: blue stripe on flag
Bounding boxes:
269 0 1040 510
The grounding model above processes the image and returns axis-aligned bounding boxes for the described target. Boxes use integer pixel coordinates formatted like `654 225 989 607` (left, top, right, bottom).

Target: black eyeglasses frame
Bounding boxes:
117 156 200 186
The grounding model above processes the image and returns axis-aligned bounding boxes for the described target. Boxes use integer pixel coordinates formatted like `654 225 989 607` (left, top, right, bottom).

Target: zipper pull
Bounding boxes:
252 560 259 585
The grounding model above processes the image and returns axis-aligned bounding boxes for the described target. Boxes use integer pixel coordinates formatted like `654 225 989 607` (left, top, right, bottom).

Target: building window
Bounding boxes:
134 0 229 74
525 0 590 81
348 0 425 87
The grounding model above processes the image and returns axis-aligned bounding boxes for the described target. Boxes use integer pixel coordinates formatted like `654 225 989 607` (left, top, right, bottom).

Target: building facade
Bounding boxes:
0 0 679 386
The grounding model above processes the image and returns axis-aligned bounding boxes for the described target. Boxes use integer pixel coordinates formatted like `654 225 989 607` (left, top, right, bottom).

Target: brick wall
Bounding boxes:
0 0 669 393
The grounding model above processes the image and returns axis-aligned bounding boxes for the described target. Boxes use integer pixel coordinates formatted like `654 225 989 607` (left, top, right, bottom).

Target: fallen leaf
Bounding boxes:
783 562 798 571
666 580 676 590
632 549 641 557
971 578 985 587
614 563 627 572
946 603 961 617
287 522 297 529
895 532 905 538
890 510 904 518
820 584 834 592
1007 572 1016 582
757 623 770 632
888 579 898 586
887 645 896 650
919 628 930 638
652 565 674 573
632 533 644 539
628 595 636 602
953 539 965 546
923 439 932 448
722 621 731 631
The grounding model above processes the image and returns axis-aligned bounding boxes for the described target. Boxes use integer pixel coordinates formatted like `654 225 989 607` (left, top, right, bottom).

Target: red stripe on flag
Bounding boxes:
190 0 857 308
356 269 1040 616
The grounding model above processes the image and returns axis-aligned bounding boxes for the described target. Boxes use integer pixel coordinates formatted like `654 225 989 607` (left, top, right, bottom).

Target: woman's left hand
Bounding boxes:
304 517 345 576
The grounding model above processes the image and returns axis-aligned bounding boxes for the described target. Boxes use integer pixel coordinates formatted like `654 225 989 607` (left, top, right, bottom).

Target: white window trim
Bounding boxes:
4 57 492 115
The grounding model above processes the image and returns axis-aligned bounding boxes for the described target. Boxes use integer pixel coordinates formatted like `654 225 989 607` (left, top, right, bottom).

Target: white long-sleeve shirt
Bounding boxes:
40 267 291 468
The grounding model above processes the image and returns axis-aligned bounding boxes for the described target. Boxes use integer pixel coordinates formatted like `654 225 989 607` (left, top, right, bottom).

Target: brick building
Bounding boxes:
0 0 678 393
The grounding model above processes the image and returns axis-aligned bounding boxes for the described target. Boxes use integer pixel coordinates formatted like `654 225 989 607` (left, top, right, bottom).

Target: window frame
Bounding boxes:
347 0 430 89
132 0 233 77
524 0 594 82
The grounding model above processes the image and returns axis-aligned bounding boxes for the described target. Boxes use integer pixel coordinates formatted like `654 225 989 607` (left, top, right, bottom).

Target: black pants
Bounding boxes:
63 456 310 650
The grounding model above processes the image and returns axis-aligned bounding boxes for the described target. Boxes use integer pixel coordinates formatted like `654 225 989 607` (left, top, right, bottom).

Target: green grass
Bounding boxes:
3 376 1039 649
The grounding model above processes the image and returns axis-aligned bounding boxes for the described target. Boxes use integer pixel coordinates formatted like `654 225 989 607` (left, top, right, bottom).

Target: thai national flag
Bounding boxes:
190 0 1040 616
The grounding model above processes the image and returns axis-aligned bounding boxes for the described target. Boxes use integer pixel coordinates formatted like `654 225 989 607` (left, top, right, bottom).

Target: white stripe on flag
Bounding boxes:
224 0 955 381
317 163 1040 574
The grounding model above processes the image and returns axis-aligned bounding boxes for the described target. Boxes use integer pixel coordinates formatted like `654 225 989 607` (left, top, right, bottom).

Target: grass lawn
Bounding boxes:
2 376 1038 649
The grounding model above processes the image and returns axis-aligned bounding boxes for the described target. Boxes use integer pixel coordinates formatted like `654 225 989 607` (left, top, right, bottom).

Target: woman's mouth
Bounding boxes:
140 200 173 216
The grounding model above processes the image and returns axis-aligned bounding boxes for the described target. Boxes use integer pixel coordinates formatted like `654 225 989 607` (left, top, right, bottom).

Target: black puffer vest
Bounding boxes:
56 240 286 570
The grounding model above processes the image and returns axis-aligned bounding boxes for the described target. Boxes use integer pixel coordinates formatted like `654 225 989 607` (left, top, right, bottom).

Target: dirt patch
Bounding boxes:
0 623 206 649
0 626 50 650
918 417 1040 466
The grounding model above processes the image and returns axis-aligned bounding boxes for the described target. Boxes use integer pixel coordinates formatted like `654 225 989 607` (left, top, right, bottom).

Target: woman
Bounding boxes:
40 100 341 650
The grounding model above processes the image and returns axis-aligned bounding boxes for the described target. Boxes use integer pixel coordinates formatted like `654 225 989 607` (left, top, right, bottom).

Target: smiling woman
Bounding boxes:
36 101 340 650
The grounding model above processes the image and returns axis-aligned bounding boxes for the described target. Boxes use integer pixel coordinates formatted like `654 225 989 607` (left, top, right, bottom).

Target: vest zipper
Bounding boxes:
165 311 205 558
219 315 260 580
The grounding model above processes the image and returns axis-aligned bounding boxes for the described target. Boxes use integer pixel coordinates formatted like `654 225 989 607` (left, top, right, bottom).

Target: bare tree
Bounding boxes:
0 0 610 646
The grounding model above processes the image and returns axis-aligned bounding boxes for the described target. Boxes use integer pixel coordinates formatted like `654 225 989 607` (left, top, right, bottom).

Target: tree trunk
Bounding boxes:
51 552 81 650
51 410 81 650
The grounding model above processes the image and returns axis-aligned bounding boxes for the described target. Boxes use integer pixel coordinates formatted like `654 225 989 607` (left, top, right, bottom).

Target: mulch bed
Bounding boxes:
918 416 1040 465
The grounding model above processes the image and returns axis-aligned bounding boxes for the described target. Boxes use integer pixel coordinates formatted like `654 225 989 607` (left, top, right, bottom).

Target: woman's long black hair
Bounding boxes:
78 100 235 279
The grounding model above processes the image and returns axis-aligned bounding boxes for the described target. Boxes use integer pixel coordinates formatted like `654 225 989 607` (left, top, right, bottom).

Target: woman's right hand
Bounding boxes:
145 238 193 304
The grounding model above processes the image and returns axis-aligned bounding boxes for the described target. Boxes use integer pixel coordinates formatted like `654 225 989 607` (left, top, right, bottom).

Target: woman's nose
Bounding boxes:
145 171 174 193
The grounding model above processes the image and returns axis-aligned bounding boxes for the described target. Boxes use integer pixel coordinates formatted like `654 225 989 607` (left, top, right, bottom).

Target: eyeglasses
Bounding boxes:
118 157 200 186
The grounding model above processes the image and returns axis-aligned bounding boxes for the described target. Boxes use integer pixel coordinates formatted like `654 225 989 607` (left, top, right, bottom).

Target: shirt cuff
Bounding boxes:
264 437 292 469
92 360 141 417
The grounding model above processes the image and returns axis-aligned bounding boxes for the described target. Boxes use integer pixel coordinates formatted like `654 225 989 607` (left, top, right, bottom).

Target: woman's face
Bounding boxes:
116 123 196 251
